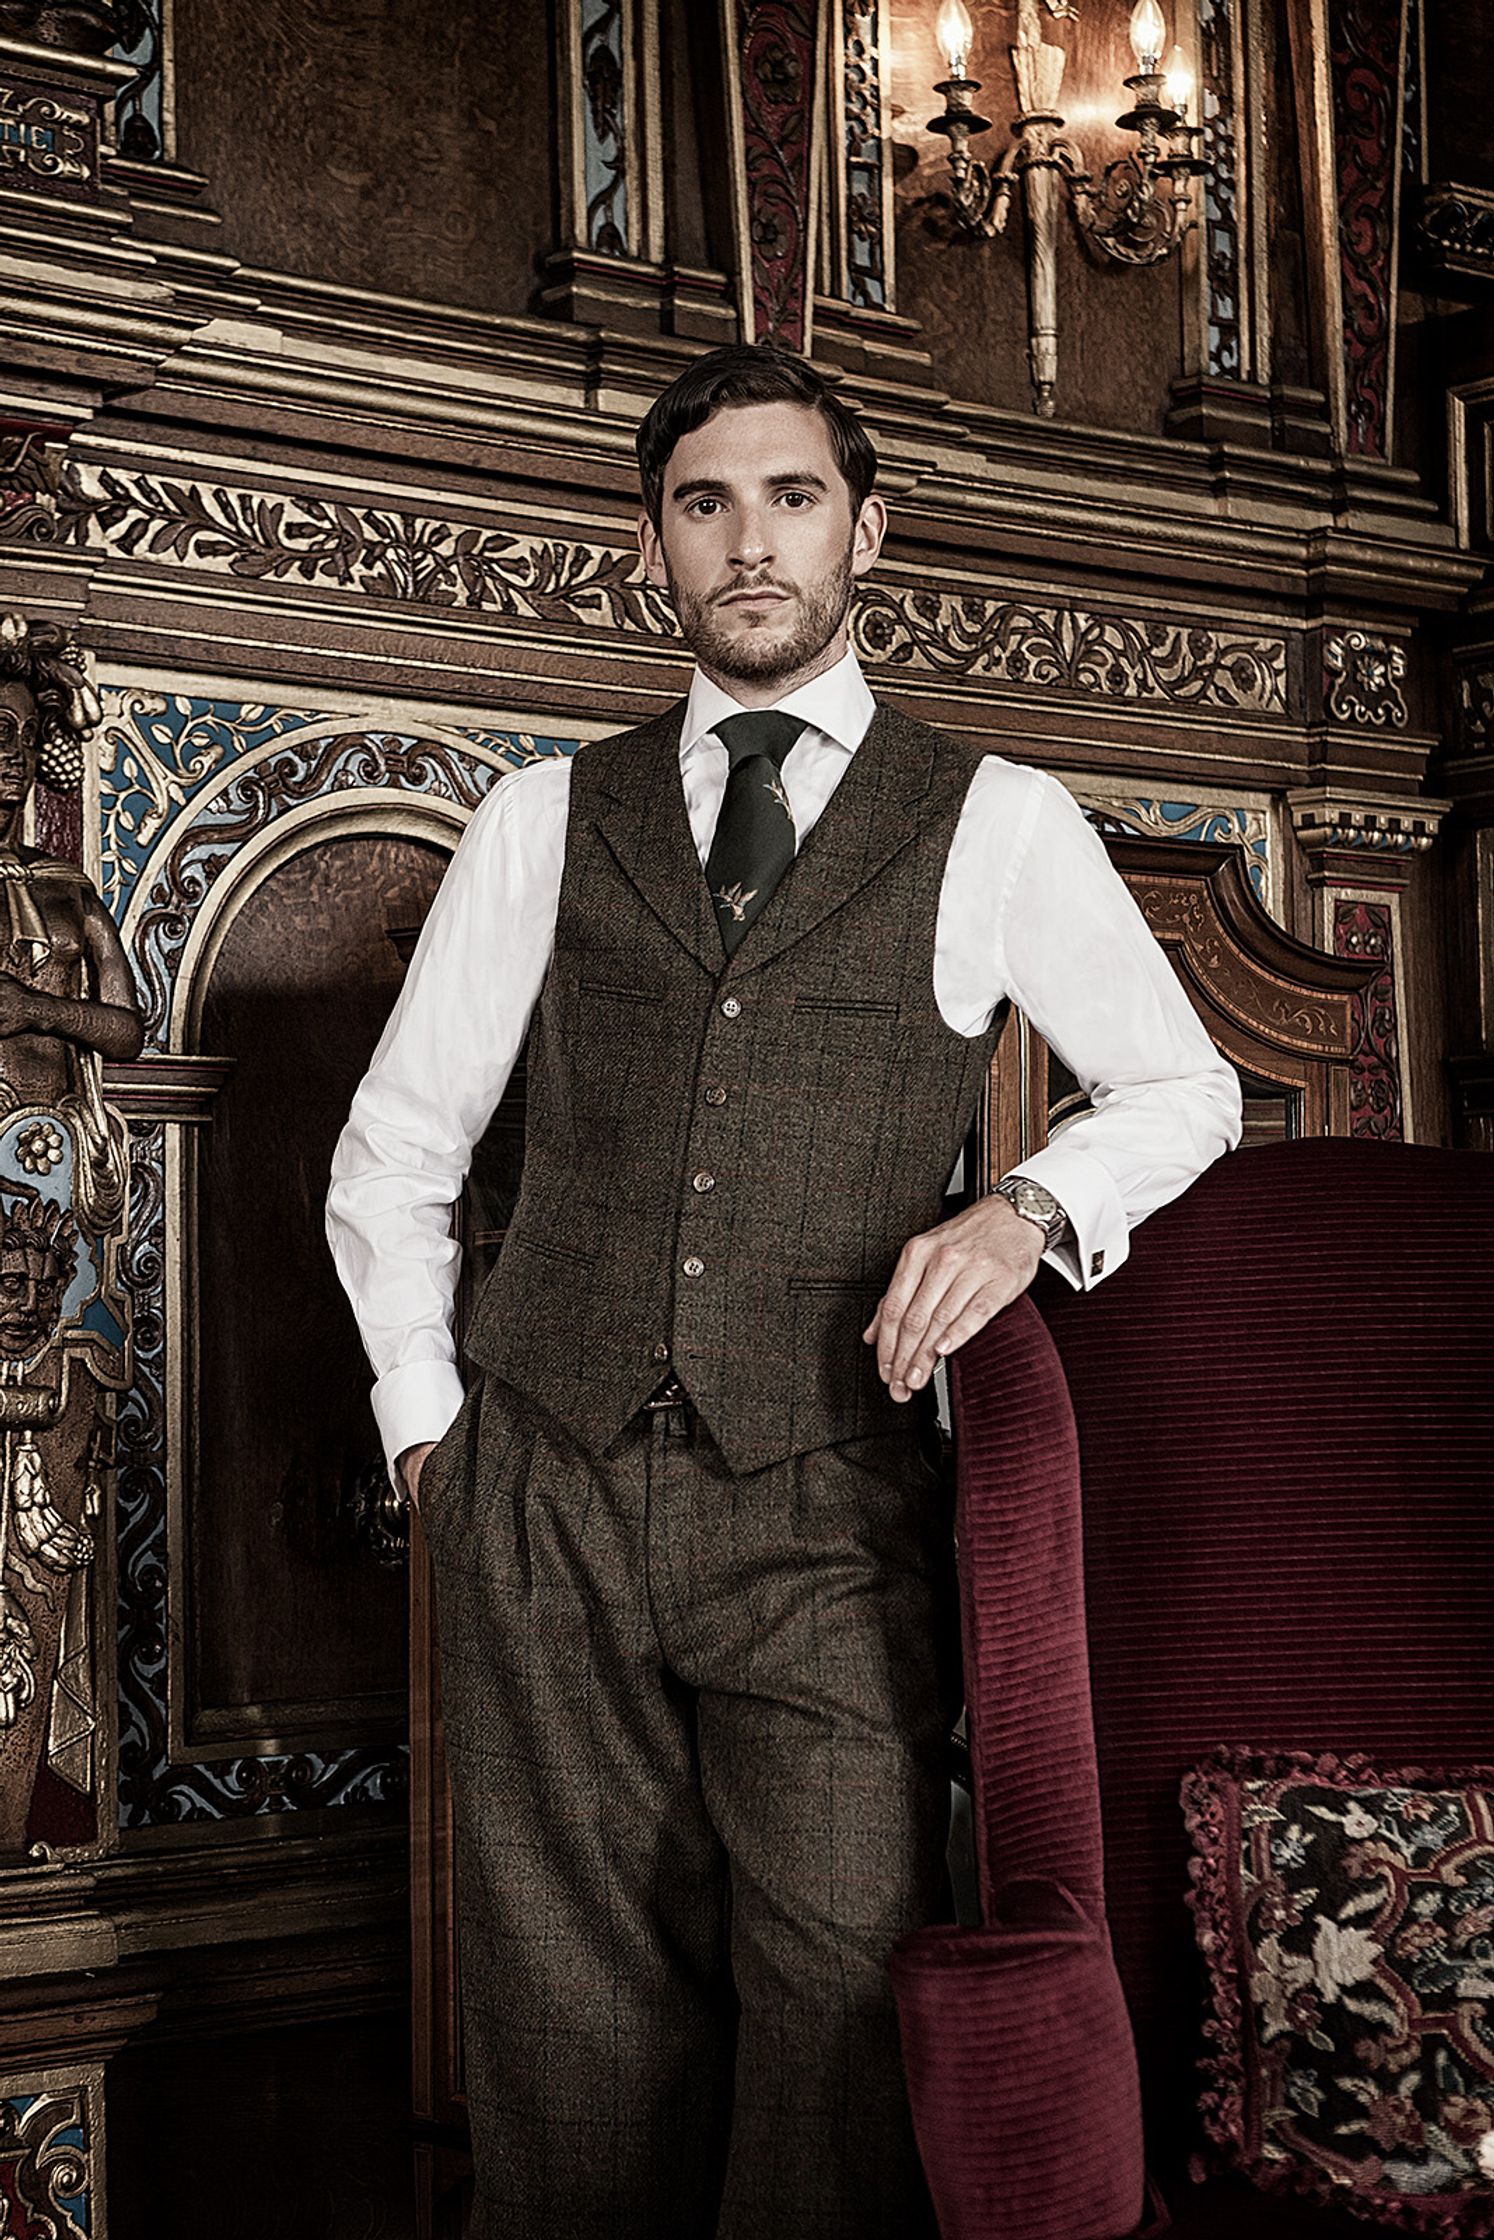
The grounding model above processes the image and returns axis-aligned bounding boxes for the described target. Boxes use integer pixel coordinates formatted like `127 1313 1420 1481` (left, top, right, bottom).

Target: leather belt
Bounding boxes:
642 1374 690 1410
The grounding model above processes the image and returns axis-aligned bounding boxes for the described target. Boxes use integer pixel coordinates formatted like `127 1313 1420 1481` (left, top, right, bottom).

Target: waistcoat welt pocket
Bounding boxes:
506 1228 597 1269
786 1273 887 1294
791 996 899 1019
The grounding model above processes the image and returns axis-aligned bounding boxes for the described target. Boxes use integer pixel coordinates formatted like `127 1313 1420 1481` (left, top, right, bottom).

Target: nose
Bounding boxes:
729 504 773 573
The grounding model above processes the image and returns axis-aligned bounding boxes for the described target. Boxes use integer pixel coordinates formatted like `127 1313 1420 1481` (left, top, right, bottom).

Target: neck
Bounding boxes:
695 627 849 711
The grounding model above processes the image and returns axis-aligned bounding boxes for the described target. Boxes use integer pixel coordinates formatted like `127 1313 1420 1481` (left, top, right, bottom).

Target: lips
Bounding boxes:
720 587 790 608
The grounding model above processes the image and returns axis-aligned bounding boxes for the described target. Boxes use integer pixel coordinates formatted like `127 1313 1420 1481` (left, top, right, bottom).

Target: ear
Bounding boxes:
849 493 888 581
638 508 668 589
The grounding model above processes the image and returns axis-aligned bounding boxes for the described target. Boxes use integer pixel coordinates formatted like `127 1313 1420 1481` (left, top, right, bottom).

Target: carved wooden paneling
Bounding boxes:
981 838 1377 1185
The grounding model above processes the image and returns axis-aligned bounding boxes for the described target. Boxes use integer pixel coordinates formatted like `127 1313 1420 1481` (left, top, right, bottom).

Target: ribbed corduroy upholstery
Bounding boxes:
1028 1137 1494 2235
889 1294 1148 2240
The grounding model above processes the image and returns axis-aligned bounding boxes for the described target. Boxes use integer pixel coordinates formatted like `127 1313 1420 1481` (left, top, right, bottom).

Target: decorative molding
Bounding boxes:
1325 0 1407 458
834 0 891 312
45 461 677 636
0 2068 103 2240
1420 181 1494 283
1287 785 1447 860
1199 0 1244 380
1322 628 1407 727
1077 791 1274 909
100 699 571 1048
1333 894 1403 1137
0 75 91 188
25 465 1304 724
1459 661 1494 757
853 585 1290 716
579 0 628 253
728 0 821 348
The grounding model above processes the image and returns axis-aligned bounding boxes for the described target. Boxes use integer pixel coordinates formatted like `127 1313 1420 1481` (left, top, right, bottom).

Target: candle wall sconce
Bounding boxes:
929 0 1208 416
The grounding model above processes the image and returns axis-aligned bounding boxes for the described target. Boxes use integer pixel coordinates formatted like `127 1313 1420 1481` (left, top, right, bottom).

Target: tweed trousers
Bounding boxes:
420 1369 960 2240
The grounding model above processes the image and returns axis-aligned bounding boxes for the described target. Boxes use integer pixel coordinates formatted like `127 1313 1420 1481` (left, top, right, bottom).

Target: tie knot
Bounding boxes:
713 709 804 770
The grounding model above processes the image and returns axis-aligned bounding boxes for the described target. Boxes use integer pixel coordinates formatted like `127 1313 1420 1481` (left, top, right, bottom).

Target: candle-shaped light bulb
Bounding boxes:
936 0 975 75
1163 42 1194 110
1128 0 1167 69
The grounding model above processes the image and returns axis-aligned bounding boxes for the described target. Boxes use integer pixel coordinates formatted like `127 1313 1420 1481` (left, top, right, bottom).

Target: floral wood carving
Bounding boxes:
24 461 1299 720
1334 896 1403 1139
853 585 1290 715
1324 630 1408 728
735 0 818 348
1327 0 1405 458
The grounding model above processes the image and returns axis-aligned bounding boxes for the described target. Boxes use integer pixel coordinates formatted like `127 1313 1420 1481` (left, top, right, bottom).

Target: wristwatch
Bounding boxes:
993 1172 1070 1253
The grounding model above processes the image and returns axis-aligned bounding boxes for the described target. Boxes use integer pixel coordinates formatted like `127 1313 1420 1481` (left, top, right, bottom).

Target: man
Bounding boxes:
327 344 1241 2240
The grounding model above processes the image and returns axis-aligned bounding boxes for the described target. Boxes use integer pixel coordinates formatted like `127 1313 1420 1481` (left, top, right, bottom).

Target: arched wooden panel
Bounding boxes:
982 839 1378 1188
189 830 448 1753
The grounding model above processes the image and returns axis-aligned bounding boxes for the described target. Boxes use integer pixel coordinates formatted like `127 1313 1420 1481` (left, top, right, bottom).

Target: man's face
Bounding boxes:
638 401 885 691
0 682 39 810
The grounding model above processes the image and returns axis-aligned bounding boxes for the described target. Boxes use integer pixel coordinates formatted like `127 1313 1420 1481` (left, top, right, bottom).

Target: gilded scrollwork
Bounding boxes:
0 84 91 187
1323 629 1408 728
0 2077 99 2240
50 461 678 632
853 585 1289 714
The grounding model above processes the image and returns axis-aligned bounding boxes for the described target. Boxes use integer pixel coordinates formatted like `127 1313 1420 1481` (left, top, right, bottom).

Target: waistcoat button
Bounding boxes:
703 1086 727 1107
720 996 742 1019
682 1255 705 1277
652 1341 670 1362
692 1172 715 1193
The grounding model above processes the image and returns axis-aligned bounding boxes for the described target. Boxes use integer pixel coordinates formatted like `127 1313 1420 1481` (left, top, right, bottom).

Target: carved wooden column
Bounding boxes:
1287 783 1448 1141
718 0 823 349
1286 0 1409 459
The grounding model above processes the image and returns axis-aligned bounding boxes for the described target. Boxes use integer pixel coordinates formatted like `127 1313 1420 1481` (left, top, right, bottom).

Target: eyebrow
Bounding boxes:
669 470 832 505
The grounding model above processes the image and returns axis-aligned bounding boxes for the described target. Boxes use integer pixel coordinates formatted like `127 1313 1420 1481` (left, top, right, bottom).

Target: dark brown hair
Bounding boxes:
636 345 878 527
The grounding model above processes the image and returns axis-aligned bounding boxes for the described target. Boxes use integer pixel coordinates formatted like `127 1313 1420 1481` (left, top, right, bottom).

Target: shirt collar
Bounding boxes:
680 645 875 762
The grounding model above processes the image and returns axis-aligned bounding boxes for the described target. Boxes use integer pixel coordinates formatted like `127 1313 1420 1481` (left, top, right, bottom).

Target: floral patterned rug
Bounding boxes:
1183 1750 1494 2231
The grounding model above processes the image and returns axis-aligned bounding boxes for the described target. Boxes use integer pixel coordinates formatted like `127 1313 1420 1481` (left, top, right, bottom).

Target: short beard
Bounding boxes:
666 543 854 688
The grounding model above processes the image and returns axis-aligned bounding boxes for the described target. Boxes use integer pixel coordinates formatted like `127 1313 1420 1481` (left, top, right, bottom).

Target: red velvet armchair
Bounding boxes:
899 1138 1494 2239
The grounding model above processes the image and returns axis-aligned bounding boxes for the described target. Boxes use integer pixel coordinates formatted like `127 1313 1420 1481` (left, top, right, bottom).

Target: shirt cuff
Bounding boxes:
370 1357 467 1488
1004 1138 1129 1293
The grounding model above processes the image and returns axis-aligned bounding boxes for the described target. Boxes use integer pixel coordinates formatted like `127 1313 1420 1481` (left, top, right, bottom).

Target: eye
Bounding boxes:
778 490 814 508
687 497 723 518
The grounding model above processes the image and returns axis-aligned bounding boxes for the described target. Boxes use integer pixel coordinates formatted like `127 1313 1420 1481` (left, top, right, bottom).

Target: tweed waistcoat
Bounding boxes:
462 698 1009 1474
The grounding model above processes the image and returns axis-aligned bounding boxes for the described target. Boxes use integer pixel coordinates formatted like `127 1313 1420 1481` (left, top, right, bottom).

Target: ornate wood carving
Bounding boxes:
1333 895 1402 1139
725 0 820 348
0 620 137 1865
1325 0 1407 457
982 838 1376 1184
835 0 892 311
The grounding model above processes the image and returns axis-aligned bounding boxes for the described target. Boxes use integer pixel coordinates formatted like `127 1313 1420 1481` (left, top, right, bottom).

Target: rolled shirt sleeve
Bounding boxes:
325 757 571 1476
993 768 1243 1288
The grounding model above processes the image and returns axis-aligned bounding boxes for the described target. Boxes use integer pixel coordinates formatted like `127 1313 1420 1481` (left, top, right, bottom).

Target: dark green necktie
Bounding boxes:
704 710 803 955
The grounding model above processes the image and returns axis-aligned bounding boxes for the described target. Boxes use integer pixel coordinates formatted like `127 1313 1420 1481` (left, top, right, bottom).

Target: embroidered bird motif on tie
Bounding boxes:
704 710 803 956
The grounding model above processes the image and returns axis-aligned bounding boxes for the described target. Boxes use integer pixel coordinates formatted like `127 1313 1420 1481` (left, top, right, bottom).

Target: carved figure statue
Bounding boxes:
0 614 140 1232
0 614 140 1854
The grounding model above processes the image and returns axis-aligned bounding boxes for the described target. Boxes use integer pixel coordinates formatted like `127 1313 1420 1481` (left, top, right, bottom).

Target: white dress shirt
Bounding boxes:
327 648 1242 1473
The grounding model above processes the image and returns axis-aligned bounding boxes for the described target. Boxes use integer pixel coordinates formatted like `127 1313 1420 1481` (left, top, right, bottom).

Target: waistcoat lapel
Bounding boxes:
727 701 955 980
589 696 970 983
590 700 721 976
